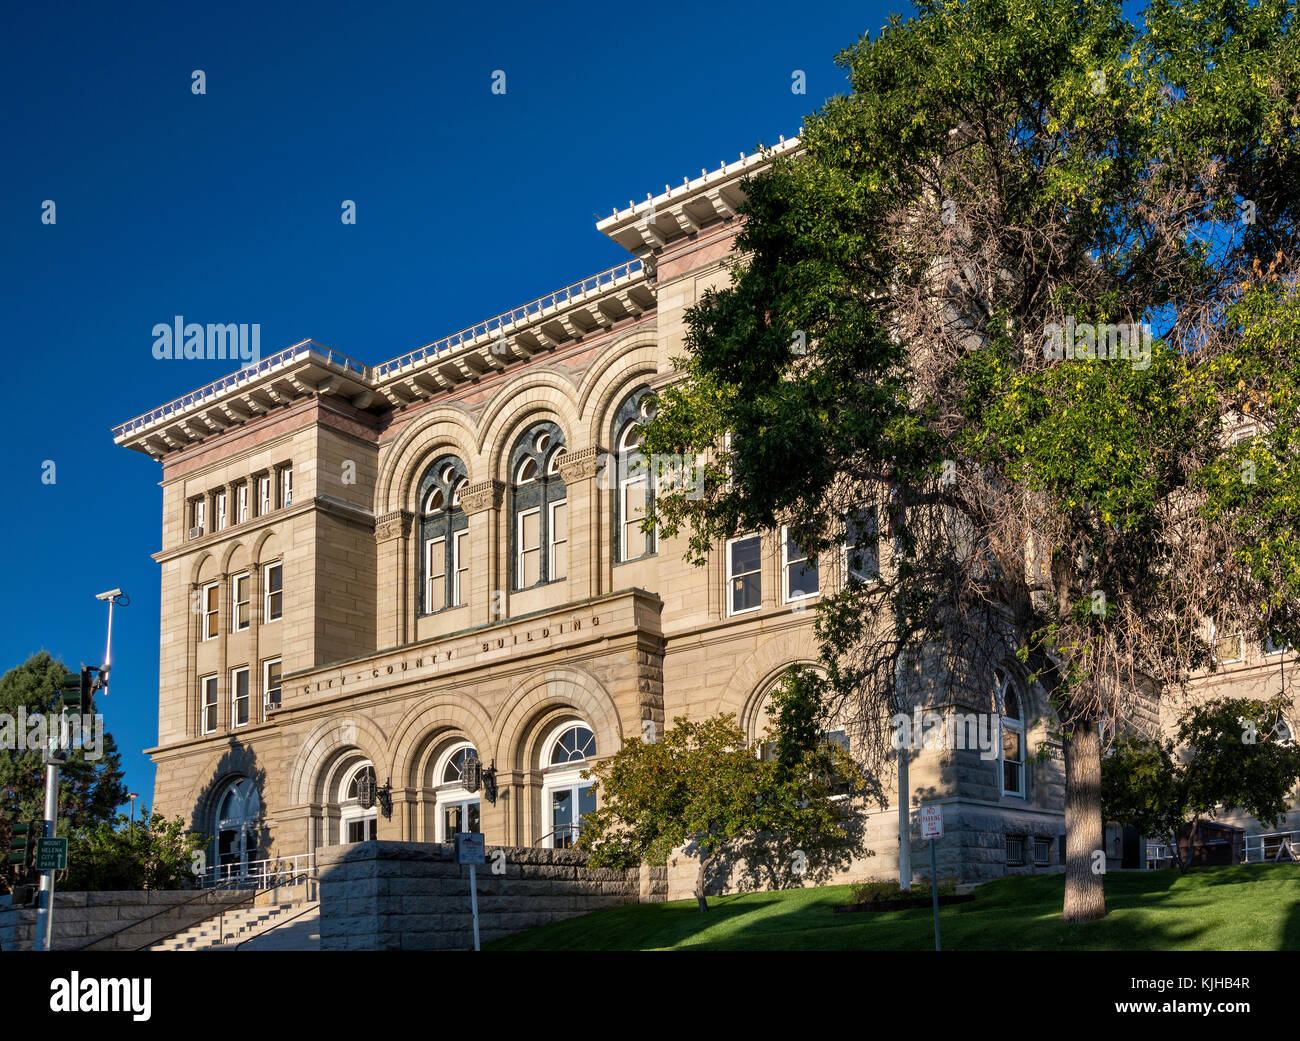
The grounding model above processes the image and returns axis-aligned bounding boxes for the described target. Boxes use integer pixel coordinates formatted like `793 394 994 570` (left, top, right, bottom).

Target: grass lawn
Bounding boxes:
487 864 1300 951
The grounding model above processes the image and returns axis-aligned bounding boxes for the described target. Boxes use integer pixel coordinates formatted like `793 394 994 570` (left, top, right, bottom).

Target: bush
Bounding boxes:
63 809 205 891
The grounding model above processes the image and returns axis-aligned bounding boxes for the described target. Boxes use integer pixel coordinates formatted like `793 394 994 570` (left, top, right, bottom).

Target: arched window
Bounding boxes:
541 721 596 848
339 761 378 844
611 388 657 562
214 777 261 883
418 456 469 613
997 669 1025 797
510 423 567 589
434 741 482 841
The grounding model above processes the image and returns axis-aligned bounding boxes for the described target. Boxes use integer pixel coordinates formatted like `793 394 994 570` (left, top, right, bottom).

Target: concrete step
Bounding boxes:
149 902 301 951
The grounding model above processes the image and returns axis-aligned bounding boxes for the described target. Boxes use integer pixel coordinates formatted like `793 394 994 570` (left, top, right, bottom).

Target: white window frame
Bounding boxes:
236 483 248 524
338 762 378 845
540 721 598 849
453 529 469 606
231 572 250 632
262 658 282 711
1212 616 1244 664
620 472 650 562
200 674 218 735
726 534 762 617
998 672 1025 798
201 582 219 641
192 498 206 537
548 499 567 580
434 741 482 841
279 467 293 508
517 506 541 589
214 491 227 532
257 475 272 516
425 536 446 613
781 526 820 604
844 508 881 583
263 562 282 622
230 666 250 729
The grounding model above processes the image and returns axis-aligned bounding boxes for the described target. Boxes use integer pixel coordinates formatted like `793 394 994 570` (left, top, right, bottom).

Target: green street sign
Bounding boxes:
35 836 67 871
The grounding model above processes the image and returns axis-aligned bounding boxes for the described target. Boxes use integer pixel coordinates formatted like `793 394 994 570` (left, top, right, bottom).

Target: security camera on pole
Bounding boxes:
32 589 127 952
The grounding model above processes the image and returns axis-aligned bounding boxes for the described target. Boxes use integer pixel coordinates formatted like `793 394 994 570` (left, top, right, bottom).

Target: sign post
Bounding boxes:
454 832 486 951
920 803 943 952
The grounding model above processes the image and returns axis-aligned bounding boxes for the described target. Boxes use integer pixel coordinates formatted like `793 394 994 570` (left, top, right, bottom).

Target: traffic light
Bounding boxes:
7 821 36 873
56 666 93 715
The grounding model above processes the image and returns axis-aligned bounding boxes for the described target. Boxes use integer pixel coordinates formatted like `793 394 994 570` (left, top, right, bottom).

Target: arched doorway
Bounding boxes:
215 777 262 882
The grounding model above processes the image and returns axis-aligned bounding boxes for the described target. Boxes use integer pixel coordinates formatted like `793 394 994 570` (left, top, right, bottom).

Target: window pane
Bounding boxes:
427 538 445 612
551 502 567 579
732 574 761 613
454 531 469 606
467 802 481 833
521 510 540 549
552 788 573 847
623 479 647 559
731 536 761 576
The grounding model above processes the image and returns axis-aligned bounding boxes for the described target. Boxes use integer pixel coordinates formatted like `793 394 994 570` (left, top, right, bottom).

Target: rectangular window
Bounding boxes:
621 475 648 560
1002 723 1024 796
425 537 446 613
727 534 762 615
846 508 880 581
782 527 819 602
279 466 293 508
236 483 248 524
1213 618 1244 663
453 529 469 606
231 667 250 728
1006 836 1026 866
191 499 206 538
201 582 219 641
257 475 272 516
200 675 218 735
232 573 250 632
264 562 282 622
214 491 227 532
263 658 282 711
549 500 567 580
1033 837 1051 866
518 508 541 588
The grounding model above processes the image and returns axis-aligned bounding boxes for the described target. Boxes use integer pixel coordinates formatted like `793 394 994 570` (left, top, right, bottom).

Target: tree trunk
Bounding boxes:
1063 714 1107 922
1179 818 1199 874
695 854 711 912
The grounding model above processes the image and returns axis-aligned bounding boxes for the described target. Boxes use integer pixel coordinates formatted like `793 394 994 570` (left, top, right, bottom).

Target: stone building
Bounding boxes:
124 133 1277 894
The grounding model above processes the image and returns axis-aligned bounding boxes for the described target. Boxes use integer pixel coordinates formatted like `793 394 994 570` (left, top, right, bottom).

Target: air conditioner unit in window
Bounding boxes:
189 526 204 539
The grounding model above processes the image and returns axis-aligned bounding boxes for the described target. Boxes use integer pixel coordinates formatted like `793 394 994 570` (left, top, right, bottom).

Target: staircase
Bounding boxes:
149 900 315 951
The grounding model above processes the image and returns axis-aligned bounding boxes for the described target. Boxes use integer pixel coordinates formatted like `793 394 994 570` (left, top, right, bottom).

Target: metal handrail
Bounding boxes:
204 852 316 890
372 259 646 377
1243 830 1300 863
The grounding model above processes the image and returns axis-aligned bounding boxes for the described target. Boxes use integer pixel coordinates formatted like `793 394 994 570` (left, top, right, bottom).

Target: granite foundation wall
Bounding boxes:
318 841 664 950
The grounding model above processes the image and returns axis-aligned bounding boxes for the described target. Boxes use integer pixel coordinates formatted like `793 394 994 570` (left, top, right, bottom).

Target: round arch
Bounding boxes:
287 714 390 806
491 666 622 771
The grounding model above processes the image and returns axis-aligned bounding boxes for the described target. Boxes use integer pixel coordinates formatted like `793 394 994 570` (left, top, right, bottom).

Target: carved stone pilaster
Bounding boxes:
557 446 605 484
375 509 414 543
460 479 505 515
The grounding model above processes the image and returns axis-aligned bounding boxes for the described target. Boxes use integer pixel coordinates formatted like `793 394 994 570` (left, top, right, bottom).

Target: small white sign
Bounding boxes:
920 803 943 840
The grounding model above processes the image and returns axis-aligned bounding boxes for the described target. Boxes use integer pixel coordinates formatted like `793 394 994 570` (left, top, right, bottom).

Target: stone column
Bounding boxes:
558 447 603 604
216 571 230 730
459 480 504 628
375 510 414 649
187 582 200 737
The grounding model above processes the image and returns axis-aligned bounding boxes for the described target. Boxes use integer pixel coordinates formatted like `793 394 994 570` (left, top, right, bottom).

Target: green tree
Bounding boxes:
1 652 129 892
64 809 205 891
1104 697 1300 872
576 710 869 911
642 0 1300 923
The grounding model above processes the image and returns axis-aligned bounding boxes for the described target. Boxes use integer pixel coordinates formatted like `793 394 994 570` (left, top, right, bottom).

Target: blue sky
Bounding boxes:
0 0 905 811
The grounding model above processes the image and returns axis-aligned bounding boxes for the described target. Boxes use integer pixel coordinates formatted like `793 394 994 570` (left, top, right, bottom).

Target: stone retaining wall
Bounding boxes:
0 889 250 952
318 841 665 950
